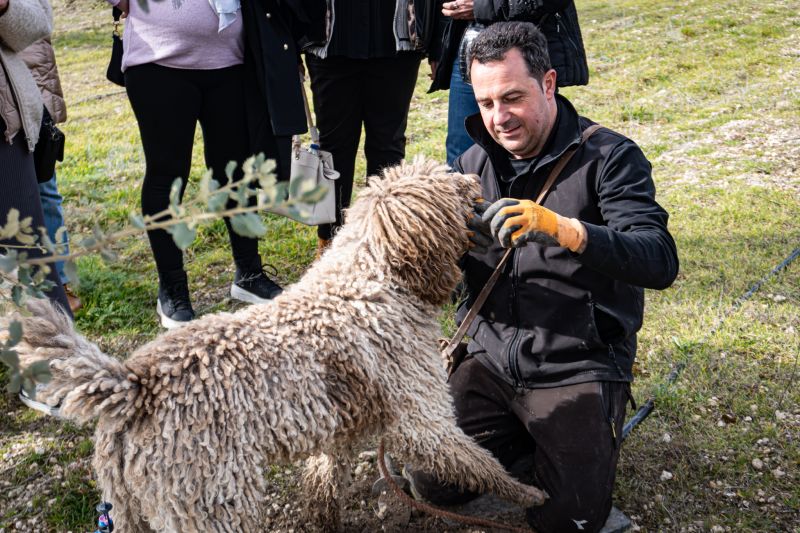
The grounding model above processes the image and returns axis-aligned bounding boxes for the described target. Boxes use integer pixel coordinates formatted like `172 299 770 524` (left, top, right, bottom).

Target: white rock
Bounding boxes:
660 470 673 481
34 446 45 455
661 433 672 443
775 410 787 420
751 458 764 470
772 468 785 478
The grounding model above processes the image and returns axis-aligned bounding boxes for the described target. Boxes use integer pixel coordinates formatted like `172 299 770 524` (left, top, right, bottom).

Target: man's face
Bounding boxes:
470 49 557 159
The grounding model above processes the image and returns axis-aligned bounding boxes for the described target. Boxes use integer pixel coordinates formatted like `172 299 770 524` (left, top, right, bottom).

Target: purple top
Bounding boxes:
107 0 244 71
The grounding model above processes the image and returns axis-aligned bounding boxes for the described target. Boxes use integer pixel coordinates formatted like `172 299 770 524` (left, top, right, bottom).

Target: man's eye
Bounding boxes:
478 101 493 110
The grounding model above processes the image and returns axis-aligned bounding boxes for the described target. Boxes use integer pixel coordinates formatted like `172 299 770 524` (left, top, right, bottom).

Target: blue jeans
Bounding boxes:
38 173 69 284
445 59 480 167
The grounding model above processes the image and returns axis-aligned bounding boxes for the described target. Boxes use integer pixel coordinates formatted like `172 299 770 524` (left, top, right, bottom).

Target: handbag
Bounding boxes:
33 108 65 184
266 75 339 225
106 7 125 87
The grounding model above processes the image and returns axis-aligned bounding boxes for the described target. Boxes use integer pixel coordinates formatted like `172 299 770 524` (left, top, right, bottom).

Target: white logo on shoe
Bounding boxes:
573 519 589 530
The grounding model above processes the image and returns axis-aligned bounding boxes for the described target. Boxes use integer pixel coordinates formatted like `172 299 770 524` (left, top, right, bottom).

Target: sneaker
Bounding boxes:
157 269 195 329
230 259 283 304
19 384 63 418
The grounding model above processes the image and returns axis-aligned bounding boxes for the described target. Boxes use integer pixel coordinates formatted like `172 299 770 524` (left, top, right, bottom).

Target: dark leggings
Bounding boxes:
0 124 71 317
124 63 257 274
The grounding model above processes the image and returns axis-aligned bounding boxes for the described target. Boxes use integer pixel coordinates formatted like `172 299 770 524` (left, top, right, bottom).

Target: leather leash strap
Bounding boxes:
443 124 603 377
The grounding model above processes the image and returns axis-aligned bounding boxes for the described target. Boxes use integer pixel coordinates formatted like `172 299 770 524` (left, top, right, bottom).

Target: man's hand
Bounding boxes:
428 59 439 81
442 0 474 20
482 198 588 252
0 0 9 16
467 198 493 254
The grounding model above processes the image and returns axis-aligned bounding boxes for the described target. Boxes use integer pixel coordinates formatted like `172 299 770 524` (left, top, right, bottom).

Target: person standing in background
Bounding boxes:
21 36 82 313
304 0 427 257
428 0 589 166
108 0 310 328
0 0 72 316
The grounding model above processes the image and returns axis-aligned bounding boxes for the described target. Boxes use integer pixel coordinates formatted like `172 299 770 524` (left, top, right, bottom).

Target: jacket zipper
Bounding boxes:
507 248 523 386
607 344 625 378
605 382 618 449
554 13 581 55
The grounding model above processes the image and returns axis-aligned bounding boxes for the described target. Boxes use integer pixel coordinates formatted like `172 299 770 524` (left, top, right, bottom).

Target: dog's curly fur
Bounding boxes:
9 158 546 532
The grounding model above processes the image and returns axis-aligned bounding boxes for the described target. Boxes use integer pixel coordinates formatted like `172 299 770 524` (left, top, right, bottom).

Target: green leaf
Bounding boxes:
0 348 19 368
208 191 229 212
169 177 183 211
6 321 22 346
230 213 267 238
289 173 314 199
0 208 20 239
167 222 197 250
64 261 79 287
129 213 146 229
28 360 52 384
5 371 22 394
11 285 24 306
100 248 119 263
299 184 330 204
0 250 18 273
225 160 238 180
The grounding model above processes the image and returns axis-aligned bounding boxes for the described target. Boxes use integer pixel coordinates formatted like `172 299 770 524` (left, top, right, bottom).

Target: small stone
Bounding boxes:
717 420 726 427
34 446 45 455
771 468 785 478
751 458 764 470
711 526 725 533
744 416 752 422
660 470 673 481
775 410 787 420
661 433 672 443
358 450 377 461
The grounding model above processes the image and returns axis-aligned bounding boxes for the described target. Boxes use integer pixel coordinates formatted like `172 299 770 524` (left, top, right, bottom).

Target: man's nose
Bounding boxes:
493 104 512 127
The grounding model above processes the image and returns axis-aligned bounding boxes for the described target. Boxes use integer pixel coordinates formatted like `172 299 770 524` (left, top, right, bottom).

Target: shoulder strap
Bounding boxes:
443 123 604 376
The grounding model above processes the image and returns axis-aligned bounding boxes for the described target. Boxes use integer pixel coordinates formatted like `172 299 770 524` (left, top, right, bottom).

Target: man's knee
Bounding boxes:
526 494 612 533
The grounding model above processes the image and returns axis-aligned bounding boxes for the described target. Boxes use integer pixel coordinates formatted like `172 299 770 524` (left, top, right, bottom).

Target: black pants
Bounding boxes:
411 357 629 533
125 63 258 274
306 54 421 240
0 125 71 317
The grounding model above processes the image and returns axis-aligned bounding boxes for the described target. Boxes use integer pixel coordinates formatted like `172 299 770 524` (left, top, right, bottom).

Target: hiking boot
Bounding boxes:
19 384 63 419
156 269 195 329
63 284 82 313
230 257 283 304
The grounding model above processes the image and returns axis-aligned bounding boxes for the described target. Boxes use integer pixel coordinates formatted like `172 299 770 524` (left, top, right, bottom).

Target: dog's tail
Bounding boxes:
5 298 139 424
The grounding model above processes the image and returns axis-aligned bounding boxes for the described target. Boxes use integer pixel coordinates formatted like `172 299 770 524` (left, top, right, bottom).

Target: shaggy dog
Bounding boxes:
10 159 546 532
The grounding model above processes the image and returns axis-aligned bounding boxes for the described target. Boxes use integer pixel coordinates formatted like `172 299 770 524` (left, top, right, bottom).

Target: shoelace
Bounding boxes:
237 263 279 284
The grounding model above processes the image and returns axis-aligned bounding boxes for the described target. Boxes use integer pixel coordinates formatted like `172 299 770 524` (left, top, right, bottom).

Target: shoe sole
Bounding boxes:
230 283 277 305
19 392 63 419
156 300 193 330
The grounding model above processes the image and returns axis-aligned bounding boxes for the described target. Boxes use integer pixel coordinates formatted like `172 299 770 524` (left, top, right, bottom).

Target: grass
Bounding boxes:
1 0 799 530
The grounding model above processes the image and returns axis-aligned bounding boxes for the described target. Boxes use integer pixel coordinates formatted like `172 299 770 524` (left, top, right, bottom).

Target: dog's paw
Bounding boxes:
519 485 548 507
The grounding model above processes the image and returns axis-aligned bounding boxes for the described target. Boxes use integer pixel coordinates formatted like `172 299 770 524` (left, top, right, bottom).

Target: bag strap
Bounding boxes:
294 73 319 148
112 7 122 36
443 123 603 376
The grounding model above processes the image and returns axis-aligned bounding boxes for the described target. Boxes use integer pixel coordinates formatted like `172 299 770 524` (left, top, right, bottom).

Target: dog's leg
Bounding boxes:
388 385 547 508
300 452 349 532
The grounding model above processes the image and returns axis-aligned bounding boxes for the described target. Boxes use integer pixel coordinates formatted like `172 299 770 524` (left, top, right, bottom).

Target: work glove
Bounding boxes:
466 198 494 254
482 198 588 252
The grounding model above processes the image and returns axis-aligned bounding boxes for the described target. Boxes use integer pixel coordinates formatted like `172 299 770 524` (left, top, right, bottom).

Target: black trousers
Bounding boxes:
0 125 71 317
411 357 629 533
125 63 258 275
306 54 421 240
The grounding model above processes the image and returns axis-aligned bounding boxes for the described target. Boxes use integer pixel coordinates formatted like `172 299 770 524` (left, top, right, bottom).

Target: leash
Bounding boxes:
377 439 535 533
622 245 800 441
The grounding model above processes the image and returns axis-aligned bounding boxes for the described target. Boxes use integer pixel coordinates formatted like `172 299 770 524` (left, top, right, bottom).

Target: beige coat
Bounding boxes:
20 36 66 124
0 0 53 151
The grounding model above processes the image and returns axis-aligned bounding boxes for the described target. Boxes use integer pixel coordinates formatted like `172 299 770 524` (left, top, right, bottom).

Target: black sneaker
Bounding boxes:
230 259 283 304
157 269 195 329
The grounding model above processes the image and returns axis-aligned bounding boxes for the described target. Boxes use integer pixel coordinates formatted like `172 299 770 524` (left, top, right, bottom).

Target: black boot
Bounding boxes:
230 256 283 304
156 269 195 329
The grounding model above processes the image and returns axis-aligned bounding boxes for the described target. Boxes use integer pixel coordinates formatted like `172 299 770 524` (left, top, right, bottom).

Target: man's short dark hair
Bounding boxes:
466 22 552 83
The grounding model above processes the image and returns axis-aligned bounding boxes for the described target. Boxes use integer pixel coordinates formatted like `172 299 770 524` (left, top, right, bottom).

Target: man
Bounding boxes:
427 0 588 165
408 22 679 532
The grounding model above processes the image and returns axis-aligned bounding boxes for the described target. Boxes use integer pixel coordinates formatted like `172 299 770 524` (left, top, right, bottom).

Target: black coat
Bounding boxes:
241 0 323 177
428 0 588 92
454 96 679 388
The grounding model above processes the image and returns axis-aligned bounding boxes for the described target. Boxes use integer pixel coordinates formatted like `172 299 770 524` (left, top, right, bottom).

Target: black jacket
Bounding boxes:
428 0 588 92
454 96 679 388
241 0 310 141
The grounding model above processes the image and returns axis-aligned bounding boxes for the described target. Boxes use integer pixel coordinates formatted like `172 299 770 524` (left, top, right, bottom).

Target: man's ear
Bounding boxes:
543 69 557 99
